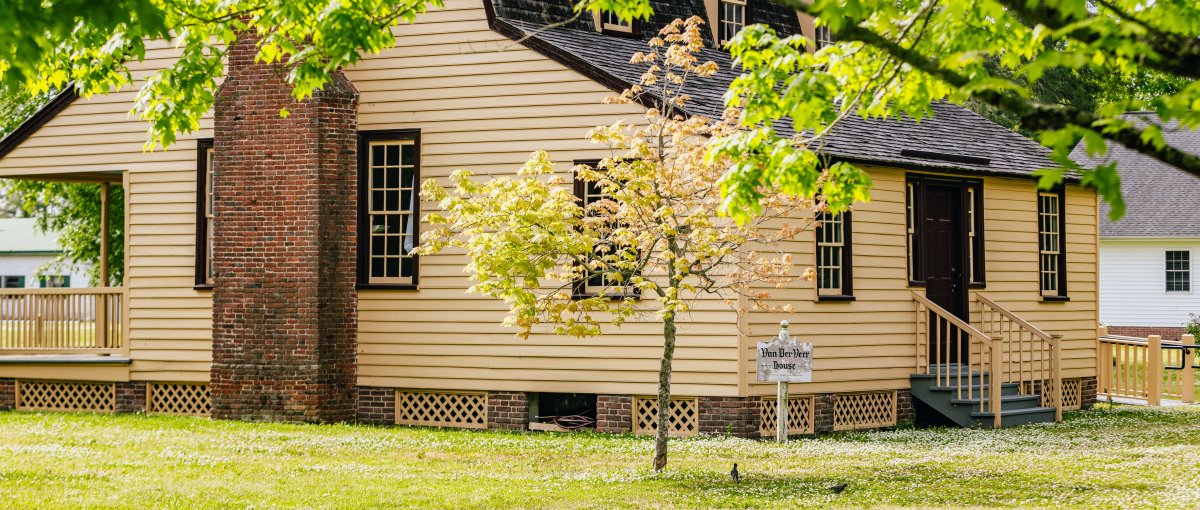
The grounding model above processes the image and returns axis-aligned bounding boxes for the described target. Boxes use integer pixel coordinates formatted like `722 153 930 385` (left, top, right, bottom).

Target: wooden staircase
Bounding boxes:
910 292 1063 428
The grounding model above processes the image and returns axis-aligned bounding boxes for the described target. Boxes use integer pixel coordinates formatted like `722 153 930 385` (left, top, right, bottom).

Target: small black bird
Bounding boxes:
730 463 740 484
829 483 849 494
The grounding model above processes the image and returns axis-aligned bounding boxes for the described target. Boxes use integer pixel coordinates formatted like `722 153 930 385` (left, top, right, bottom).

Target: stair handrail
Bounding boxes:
912 291 1004 428
975 293 1063 422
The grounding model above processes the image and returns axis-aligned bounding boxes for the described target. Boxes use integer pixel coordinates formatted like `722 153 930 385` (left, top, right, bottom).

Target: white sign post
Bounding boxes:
756 320 813 442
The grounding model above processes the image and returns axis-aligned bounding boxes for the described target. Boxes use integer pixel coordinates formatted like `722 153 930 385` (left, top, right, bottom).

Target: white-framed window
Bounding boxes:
1038 190 1065 297
1166 250 1190 292
572 161 638 298
719 0 747 44
361 132 420 287
816 211 852 298
814 24 834 49
600 10 633 32
195 139 215 287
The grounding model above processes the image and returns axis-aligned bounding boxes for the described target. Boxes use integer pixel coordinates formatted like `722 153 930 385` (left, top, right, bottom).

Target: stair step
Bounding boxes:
949 393 1041 406
927 383 1022 396
969 406 1057 427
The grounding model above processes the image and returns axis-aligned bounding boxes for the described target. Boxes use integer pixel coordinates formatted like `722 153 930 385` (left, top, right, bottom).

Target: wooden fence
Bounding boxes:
1098 327 1197 405
0 288 124 354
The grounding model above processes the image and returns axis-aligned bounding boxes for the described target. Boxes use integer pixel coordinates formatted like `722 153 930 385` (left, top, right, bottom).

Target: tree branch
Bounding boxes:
769 0 1200 180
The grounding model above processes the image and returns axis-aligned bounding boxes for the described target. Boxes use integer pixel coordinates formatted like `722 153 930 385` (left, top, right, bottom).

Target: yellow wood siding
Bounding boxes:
349 1 741 396
743 167 1099 396
0 1 1098 398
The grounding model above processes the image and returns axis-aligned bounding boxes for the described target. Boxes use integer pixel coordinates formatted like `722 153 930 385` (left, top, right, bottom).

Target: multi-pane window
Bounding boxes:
600 10 632 32
573 163 636 298
906 182 918 282
719 0 746 44
1038 191 1065 297
195 139 215 287
1166 250 1190 292
1 276 25 288
39 275 70 288
363 136 420 286
814 24 834 49
815 211 852 298
966 186 977 284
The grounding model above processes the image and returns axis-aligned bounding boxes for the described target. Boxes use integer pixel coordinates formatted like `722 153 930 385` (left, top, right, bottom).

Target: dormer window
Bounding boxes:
600 10 633 33
719 0 747 44
815 24 834 49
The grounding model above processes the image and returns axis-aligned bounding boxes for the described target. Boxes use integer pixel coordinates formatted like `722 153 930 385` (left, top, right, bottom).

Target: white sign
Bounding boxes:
756 338 813 383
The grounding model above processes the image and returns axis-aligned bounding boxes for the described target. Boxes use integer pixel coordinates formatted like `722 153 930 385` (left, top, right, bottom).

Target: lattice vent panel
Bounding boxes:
633 396 698 436
148 383 211 416
16 380 115 412
759 395 815 436
1062 378 1082 411
395 391 487 429
833 391 897 431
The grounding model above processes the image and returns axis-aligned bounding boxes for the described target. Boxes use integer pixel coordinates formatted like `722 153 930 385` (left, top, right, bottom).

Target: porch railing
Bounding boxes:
976 294 1064 422
1098 329 1197 405
0 288 124 354
913 291 1004 428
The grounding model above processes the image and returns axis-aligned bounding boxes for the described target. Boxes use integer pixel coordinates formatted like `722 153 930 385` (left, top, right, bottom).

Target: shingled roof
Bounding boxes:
486 0 1060 180
1071 112 1200 238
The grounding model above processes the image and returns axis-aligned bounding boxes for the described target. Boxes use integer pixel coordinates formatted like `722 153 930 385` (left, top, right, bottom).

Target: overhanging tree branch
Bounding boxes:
768 0 1200 179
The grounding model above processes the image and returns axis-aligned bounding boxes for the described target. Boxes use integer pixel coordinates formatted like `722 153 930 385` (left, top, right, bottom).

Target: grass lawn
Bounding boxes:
2 405 1200 509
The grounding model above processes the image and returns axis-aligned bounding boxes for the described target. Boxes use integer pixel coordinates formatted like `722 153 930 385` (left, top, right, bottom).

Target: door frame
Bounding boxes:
906 174 984 320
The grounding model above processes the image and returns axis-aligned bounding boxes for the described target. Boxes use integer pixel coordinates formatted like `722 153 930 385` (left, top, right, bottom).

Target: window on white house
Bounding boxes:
1167 250 1190 292
40 275 70 288
362 134 420 287
816 211 852 299
1 276 25 288
1038 190 1066 298
719 0 747 44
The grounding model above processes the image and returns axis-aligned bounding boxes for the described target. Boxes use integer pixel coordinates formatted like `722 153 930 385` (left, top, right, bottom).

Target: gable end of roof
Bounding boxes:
0 87 79 161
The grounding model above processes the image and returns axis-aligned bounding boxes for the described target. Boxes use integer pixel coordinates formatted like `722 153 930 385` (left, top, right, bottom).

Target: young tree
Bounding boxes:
420 18 837 471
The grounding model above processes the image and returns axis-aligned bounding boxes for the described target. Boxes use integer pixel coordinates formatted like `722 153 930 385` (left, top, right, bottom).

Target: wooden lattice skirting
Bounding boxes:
632 396 698 436
395 390 487 429
833 390 898 431
148 383 211 416
16 380 115 413
759 395 815 436
1061 378 1082 411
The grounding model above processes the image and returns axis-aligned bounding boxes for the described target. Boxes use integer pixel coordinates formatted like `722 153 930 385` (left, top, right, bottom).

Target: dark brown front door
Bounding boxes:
921 183 968 364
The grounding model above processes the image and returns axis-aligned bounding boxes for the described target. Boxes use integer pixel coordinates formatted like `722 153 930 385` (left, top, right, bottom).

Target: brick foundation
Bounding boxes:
596 394 632 433
487 391 529 430
896 391 914 426
1080 376 1098 409
115 381 147 413
356 387 396 425
0 378 13 411
210 31 360 423
1106 326 1189 341
813 394 836 433
697 396 758 438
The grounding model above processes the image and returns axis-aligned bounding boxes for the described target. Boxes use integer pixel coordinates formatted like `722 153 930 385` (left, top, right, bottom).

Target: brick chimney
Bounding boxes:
210 33 359 422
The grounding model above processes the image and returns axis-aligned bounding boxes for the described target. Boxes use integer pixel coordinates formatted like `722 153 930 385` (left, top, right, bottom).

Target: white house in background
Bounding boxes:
1074 113 1200 340
0 217 89 289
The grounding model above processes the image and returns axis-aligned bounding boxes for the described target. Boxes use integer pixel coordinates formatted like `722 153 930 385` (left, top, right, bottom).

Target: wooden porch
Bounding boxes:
0 174 124 357
0 288 125 355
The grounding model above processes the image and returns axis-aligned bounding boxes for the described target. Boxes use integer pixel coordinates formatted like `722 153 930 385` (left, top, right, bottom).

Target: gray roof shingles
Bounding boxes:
491 1 1059 180
1071 112 1200 238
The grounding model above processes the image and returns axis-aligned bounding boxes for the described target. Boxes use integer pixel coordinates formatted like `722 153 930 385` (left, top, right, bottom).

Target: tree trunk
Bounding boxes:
653 311 676 472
